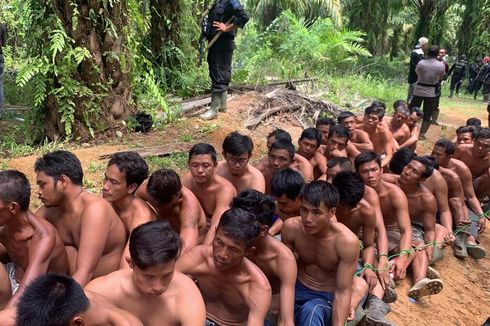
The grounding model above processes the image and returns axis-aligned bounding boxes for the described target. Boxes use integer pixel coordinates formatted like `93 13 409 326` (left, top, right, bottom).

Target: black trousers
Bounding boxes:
474 80 484 97
410 95 438 135
207 46 234 93
450 75 463 93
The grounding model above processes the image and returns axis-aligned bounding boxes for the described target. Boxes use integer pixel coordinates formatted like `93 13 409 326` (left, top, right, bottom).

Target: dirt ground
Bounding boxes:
2 92 490 325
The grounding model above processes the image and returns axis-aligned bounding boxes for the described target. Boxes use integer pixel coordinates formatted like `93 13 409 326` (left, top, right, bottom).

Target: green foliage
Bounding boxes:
146 153 189 174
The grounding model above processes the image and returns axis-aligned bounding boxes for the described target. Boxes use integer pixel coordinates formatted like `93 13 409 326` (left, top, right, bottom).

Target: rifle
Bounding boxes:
198 0 210 67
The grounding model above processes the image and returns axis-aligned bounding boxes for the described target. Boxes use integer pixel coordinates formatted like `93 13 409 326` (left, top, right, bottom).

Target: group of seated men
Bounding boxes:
0 99 488 326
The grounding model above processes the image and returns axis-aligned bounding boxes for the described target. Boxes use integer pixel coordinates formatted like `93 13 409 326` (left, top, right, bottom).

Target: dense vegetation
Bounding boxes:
0 0 489 143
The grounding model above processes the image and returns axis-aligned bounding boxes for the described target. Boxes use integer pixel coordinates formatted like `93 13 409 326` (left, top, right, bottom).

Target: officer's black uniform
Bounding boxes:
466 59 481 93
206 0 248 93
474 62 489 99
448 57 467 97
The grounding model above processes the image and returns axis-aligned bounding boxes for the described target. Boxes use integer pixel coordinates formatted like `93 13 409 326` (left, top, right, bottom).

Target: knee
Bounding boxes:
298 298 333 323
352 276 369 296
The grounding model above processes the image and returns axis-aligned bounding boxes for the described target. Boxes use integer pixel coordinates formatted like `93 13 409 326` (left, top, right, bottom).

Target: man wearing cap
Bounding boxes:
407 37 428 103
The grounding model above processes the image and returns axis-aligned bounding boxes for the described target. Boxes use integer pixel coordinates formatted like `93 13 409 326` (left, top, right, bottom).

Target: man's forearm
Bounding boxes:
362 245 375 265
332 289 351 326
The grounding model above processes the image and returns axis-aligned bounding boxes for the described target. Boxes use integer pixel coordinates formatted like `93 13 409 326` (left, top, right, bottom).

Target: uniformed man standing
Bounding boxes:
448 55 467 98
200 0 249 120
466 57 482 94
407 37 428 103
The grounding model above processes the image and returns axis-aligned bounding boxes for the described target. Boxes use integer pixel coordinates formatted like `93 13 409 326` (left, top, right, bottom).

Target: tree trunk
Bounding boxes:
150 0 182 66
413 0 435 45
46 0 133 140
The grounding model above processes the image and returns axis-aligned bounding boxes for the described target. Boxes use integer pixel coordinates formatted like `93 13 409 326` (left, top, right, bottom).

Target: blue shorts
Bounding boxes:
294 280 334 326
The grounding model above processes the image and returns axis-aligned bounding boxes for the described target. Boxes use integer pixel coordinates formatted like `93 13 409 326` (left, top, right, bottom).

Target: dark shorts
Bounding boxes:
294 280 335 326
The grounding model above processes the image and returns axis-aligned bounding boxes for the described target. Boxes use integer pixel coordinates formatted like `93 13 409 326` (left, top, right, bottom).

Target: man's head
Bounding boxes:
399 156 434 185
473 128 490 158
231 189 276 234
103 151 149 202
427 45 439 58
213 208 260 270
34 150 83 207
407 106 423 128
392 101 410 125
0 170 30 225
456 125 478 144
466 118 482 127
222 132 254 176
268 139 295 172
16 273 90 326
325 125 350 156
270 168 305 218
298 128 321 159
389 147 417 175
147 169 182 209
417 37 429 50
316 117 336 144
432 138 455 166
299 181 339 235
354 151 382 188
267 129 292 149
332 171 364 209
188 143 217 184
338 111 357 133
438 48 447 60
363 104 385 128
128 220 181 296
326 157 352 182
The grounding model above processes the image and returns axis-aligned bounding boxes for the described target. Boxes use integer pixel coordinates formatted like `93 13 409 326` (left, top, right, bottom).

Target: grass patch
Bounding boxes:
146 152 189 174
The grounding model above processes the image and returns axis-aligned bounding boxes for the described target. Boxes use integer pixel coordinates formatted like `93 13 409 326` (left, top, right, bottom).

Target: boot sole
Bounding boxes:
408 279 443 300
467 245 486 260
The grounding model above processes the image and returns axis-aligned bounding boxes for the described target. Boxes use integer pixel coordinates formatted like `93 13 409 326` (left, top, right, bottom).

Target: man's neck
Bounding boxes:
193 175 215 189
112 194 135 214
5 211 30 232
398 180 419 194
60 185 84 212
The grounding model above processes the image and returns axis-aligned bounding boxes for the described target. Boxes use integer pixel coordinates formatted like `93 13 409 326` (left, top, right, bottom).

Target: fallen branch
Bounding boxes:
246 105 300 130
99 143 193 160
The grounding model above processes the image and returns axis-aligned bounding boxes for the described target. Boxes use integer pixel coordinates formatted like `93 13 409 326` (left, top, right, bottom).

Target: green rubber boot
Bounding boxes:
200 92 221 120
219 91 228 113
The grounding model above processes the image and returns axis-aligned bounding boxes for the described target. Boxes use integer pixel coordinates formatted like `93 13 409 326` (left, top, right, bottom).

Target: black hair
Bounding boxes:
434 138 455 155
371 100 386 111
389 147 416 175
269 139 295 159
328 124 350 140
108 151 149 190
394 103 410 115
270 168 305 200
316 117 336 127
354 151 381 171
222 131 254 156
456 125 478 138
217 207 261 247
364 104 385 119
147 169 182 206
410 106 423 117
188 143 217 163
466 117 482 127
267 129 292 143
129 220 182 270
16 273 89 326
0 170 30 211
299 127 322 147
412 156 434 178
424 155 439 170
326 156 352 171
231 190 276 227
34 150 83 186
332 171 365 208
300 181 339 209
427 45 439 58
475 128 490 140
393 100 407 110
337 111 355 124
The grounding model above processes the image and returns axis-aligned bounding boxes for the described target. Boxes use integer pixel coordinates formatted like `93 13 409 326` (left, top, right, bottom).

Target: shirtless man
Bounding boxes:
316 117 336 146
432 139 487 259
176 208 272 326
454 126 478 145
358 104 393 168
395 156 444 299
322 125 358 160
382 101 411 150
317 157 352 182
332 172 393 325
182 143 237 244
216 131 266 193
86 220 206 326
232 190 297 326
297 127 328 178
268 168 305 236
282 181 359 326
400 106 423 150
35 150 126 286
354 152 412 286
255 139 313 193
3 273 142 326
338 111 373 152
136 169 206 254
0 170 68 308
101 152 156 268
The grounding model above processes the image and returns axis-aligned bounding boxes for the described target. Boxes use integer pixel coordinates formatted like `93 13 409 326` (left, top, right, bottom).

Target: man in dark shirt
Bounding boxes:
466 57 482 94
407 37 428 103
200 0 249 120
448 55 468 98
473 57 489 100
0 23 6 116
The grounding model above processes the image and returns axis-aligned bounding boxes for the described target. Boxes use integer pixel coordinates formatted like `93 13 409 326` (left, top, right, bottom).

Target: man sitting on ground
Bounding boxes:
101 151 156 268
316 117 336 146
322 124 356 161
0 170 68 308
35 150 126 286
317 157 352 182
136 169 207 253
232 190 297 326
338 111 373 152
297 127 328 179
216 131 266 193
282 181 359 326
401 106 423 150
182 143 237 244
454 125 479 145
176 208 272 326
382 100 411 150
86 220 206 326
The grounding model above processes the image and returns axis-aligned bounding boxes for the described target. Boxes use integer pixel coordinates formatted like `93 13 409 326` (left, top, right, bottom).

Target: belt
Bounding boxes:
417 82 438 87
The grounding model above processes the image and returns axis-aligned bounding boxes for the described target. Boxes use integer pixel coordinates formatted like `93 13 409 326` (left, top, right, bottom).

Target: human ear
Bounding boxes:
70 316 85 326
128 183 138 194
126 257 134 269
259 225 269 237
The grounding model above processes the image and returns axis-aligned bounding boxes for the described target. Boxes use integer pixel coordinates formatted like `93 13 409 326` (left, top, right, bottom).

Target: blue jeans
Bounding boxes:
0 59 4 114
294 280 334 326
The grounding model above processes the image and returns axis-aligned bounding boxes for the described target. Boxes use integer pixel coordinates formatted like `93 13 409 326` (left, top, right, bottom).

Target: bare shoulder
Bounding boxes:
451 158 471 172
181 172 193 188
85 269 128 295
359 199 375 220
244 258 271 291
173 271 202 296
382 173 399 184
454 143 472 155
334 221 359 247
81 191 116 215
215 160 228 176
282 216 302 232
254 156 268 170
385 182 405 199
215 174 237 197
0 307 15 326
130 198 156 228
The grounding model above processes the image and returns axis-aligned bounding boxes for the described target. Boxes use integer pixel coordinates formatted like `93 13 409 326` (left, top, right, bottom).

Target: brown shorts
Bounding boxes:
387 224 425 253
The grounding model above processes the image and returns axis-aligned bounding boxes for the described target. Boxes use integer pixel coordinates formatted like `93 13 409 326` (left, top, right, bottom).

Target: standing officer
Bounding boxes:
473 56 489 100
407 37 428 103
466 57 482 94
200 0 249 120
448 55 468 98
